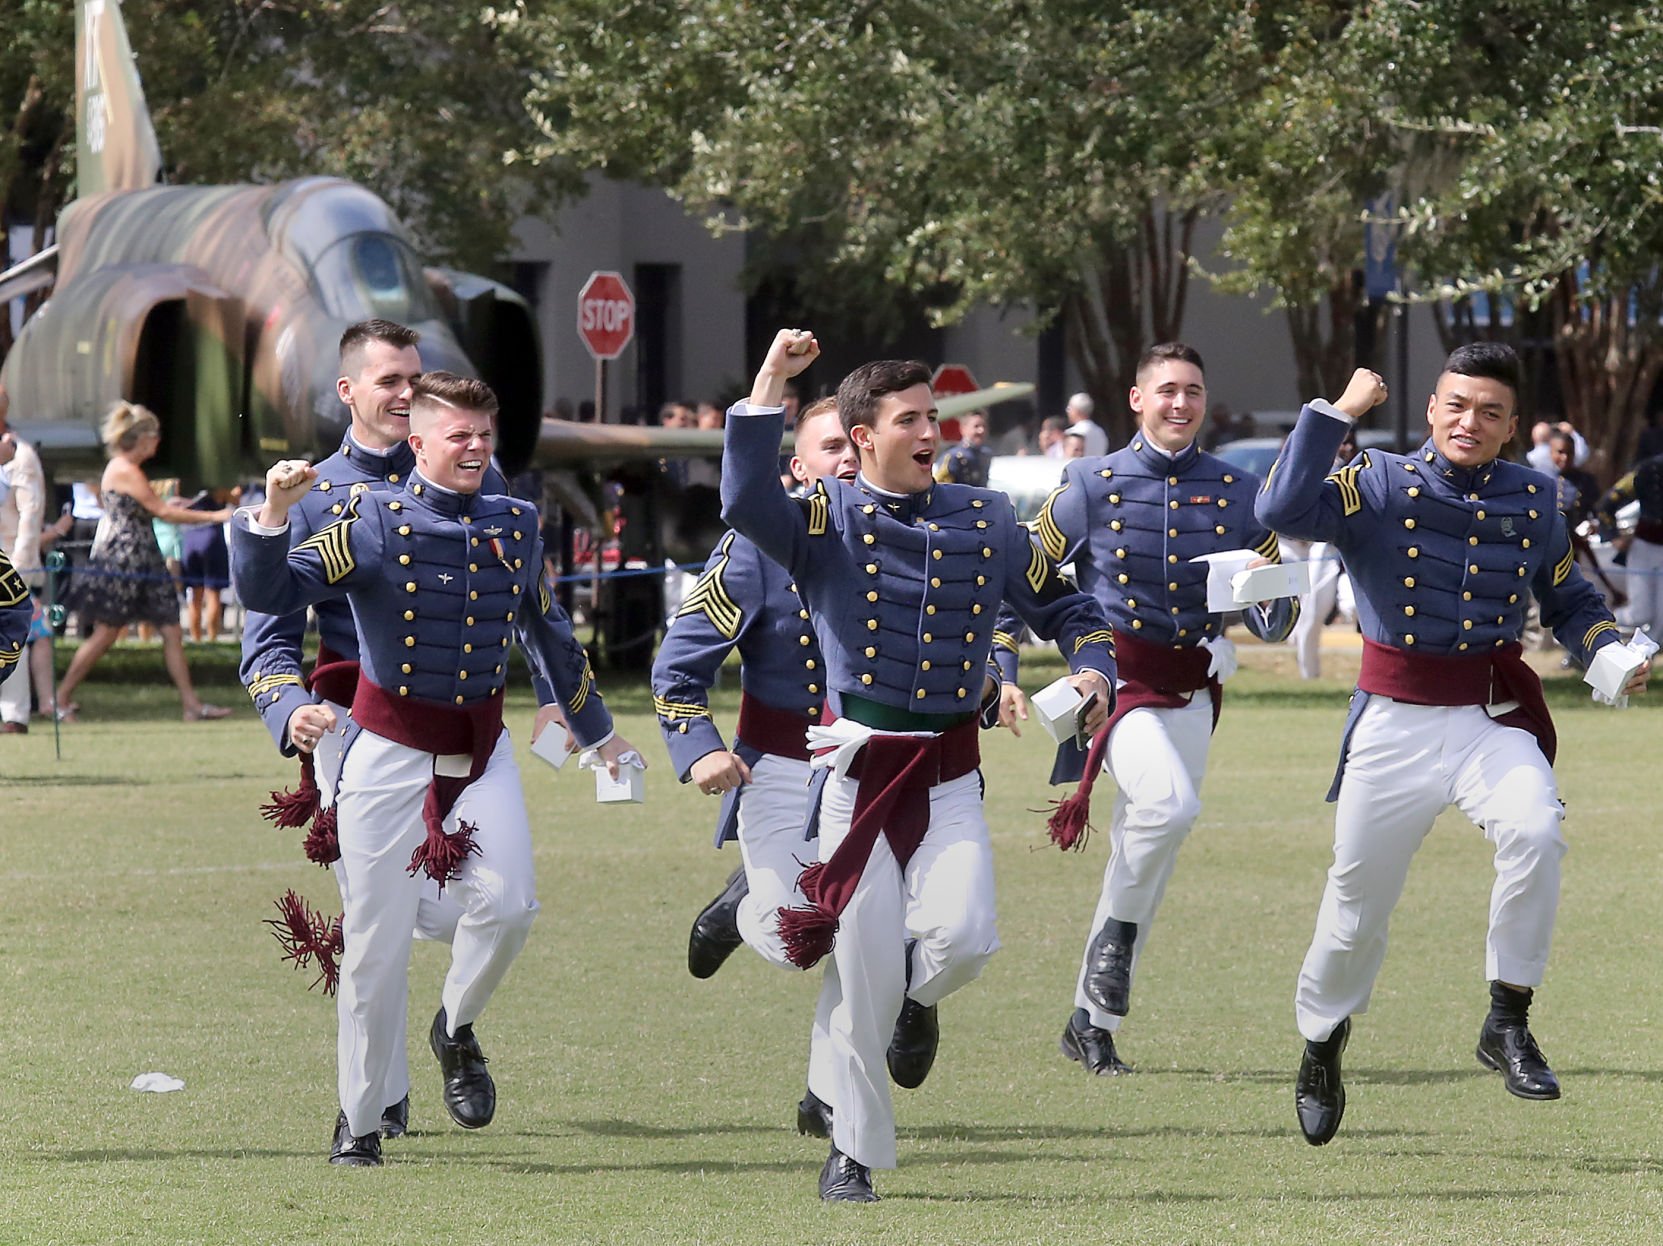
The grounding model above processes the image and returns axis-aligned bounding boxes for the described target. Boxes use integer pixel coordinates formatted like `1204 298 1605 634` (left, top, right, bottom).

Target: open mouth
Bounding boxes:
836 467 859 482
390 407 410 420
458 458 485 472
912 449 935 469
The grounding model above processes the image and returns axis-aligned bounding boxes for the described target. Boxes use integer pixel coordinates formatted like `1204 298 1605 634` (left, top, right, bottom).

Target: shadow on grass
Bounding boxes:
42 1147 315 1163
891 1184 1575 1205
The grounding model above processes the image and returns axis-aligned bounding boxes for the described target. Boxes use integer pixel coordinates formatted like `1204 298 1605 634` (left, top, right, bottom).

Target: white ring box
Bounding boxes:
530 722 573 770
1191 549 1310 612
1584 642 1646 701
1031 676 1086 746
593 758 646 803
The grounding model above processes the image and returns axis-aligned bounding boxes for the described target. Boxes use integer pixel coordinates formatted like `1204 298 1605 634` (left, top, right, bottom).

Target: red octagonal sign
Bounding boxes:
577 270 636 361
930 363 980 396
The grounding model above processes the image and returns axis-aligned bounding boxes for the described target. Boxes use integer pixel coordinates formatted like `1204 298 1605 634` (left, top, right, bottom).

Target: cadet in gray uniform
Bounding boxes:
0 548 30 671
1020 342 1297 1077
234 372 639 1166
721 330 1116 1202
1258 348 1651 1146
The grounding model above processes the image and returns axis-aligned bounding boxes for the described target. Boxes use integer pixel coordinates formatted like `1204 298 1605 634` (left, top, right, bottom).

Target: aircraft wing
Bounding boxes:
533 383 1036 468
0 246 59 305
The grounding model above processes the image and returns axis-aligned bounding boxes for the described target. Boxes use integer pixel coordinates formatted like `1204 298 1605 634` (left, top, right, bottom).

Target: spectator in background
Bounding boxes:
696 401 725 430
1066 392 1109 457
55 403 235 723
934 410 994 486
1039 415 1069 460
0 386 71 731
181 485 241 642
1526 419 1589 474
1063 422 1090 459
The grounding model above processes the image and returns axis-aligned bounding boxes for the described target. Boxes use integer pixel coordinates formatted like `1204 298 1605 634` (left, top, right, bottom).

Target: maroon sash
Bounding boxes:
776 716 981 969
1107 630 1223 734
308 640 360 709
735 691 817 762
1357 637 1556 764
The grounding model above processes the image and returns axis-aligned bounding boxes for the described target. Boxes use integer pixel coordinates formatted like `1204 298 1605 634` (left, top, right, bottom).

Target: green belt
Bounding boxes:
839 692 976 733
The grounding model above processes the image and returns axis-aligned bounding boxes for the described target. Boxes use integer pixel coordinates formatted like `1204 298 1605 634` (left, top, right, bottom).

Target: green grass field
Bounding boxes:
2 639 1660 1245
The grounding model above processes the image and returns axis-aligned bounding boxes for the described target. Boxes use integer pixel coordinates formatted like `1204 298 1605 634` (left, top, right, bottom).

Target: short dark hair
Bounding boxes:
1135 342 1205 383
1548 428 1574 451
1442 341 1520 398
339 319 420 373
411 370 498 418
836 360 933 435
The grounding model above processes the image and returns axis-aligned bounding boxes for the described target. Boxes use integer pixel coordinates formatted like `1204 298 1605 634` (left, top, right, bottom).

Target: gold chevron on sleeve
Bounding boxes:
1583 619 1618 652
1074 629 1116 656
568 655 595 716
653 695 713 721
0 642 20 672
0 552 25 607
992 629 1020 654
1026 537 1051 594
539 573 553 616
1035 481 1070 561
292 494 362 584
675 536 743 639
1552 545 1575 586
246 672 304 703
1253 531 1283 562
804 481 830 537
1326 462 1364 517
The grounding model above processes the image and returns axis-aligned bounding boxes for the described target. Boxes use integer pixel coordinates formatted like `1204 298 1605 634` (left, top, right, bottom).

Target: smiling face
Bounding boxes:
791 406 859 487
850 382 939 494
1130 359 1207 453
410 400 495 493
1425 370 1517 468
339 338 422 450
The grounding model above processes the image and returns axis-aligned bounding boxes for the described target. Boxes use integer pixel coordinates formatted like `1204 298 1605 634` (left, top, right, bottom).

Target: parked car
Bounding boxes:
1214 430 1399 478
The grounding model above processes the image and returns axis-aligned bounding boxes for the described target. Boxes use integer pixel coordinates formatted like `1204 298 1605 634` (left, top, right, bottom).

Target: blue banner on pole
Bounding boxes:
1364 192 1397 300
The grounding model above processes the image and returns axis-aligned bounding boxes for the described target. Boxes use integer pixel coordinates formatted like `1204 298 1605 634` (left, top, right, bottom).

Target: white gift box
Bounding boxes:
1030 676 1086 746
530 722 573 770
1190 550 1309 611
582 749 646 803
1584 642 1647 701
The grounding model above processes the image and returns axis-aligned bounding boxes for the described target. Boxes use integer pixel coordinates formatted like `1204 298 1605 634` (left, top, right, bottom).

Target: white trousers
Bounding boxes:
1295 699 1565 1042
1622 538 1663 635
1287 540 1348 680
0 651 27 724
1074 698 1214 1033
312 703 462 1117
731 752 836 1102
818 768 999 1170
333 727 538 1138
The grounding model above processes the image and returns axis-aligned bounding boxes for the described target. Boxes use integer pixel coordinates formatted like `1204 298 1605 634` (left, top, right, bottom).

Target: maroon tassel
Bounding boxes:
303 806 341 866
261 753 321 828
265 889 345 995
407 818 481 890
1046 724 1114 852
777 861 838 969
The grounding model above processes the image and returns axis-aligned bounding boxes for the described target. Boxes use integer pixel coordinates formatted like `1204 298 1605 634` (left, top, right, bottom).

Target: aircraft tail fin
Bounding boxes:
75 0 163 196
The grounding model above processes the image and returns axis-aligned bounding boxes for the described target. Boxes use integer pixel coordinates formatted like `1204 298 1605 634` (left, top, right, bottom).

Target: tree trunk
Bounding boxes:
1283 271 1387 406
1550 273 1663 485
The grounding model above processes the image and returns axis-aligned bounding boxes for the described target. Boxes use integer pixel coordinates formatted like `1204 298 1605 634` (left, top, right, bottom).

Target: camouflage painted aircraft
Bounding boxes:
0 0 540 487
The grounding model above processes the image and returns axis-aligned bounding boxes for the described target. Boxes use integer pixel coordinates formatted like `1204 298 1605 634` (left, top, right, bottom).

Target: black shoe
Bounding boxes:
1059 1009 1132 1076
886 997 940 1089
819 1146 879 1203
797 1088 834 1139
1082 917 1137 1016
1295 1017 1350 1146
379 1095 410 1139
1477 1015 1561 1100
329 1111 383 1166
429 1007 496 1129
687 865 748 979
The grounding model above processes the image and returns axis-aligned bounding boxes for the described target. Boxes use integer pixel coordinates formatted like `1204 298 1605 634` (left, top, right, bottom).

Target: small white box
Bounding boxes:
1231 559 1310 606
1031 676 1085 746
1192 550 1259 611
594 761 646 804
1584 642 1647 701
530 723 573 770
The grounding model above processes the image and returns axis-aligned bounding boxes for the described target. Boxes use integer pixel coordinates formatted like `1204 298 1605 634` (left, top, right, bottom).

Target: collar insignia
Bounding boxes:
437 573 454 585
484 525 504 536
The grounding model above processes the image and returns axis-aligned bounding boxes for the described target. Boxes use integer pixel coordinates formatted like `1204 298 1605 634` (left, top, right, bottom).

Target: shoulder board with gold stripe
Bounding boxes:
0 550 26 607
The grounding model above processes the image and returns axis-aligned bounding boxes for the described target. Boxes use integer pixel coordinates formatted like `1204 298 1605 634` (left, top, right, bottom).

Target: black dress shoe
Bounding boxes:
1059 1008 1133 1075
1082 917 1137 1016
1295 1017 1350 1146
1477 1015 1561 1100
329 1111 383 1166
797 1088 834 1139
379 1095 410 1139
819 1146 879 1202
886 997 939 1089
430 1007 496 1129
687 865 748 979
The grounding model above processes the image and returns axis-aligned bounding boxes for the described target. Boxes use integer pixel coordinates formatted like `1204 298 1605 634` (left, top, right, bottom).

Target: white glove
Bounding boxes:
1199 635 1238 683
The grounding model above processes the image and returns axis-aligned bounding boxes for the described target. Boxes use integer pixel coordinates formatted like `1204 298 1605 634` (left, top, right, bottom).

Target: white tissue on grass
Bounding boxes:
129 1072 185 1093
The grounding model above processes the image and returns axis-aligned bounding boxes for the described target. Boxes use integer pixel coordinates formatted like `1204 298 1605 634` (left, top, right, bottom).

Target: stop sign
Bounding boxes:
577 271 636 360
930 363 980 396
